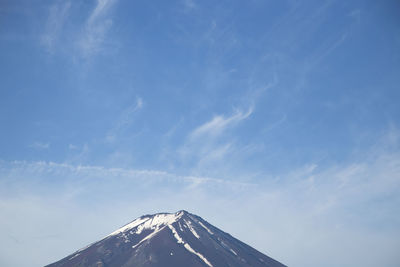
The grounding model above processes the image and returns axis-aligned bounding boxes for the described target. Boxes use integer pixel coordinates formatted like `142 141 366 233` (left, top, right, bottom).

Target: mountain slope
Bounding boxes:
46 210 286 267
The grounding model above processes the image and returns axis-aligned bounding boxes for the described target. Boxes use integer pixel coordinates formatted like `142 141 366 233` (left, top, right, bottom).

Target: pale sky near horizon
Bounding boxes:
1 0 400 266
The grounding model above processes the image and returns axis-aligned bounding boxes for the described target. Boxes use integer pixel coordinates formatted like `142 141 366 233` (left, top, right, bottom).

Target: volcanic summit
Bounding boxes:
47 210 286 267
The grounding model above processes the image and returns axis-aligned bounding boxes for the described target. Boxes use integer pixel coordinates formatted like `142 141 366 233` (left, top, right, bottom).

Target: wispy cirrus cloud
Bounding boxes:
29 142 50 150
40 1 71 52
172 106 254 176
0 160 253 199
106 97 144 143
78 0 118 57
182 0 197 12
190 106 253 140
40 0 118 57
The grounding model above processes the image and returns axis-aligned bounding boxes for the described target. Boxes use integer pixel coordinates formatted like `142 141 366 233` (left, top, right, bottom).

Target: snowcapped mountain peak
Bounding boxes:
107 211 185 238
47 210 286 267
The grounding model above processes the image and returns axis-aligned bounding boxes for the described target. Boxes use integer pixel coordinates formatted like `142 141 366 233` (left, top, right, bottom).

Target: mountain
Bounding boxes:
46 210 286 267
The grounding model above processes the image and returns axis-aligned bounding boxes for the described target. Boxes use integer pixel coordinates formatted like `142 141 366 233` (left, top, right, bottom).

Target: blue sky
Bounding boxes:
0 0 400 266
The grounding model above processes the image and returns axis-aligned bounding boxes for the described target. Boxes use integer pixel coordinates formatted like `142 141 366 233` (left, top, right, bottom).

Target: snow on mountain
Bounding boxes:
46 210 286 267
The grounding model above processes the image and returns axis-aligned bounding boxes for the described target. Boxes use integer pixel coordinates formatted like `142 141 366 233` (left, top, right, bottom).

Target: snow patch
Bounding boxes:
168 224 184 244
75 241 95 254
107 217 150 237
178 221 184 232
68 253 80 260
184 219 200 239
168 224 213 267
132 226 166 249
107 212 184 238
183 243 213 267
199 221 214 234
220 239 238 256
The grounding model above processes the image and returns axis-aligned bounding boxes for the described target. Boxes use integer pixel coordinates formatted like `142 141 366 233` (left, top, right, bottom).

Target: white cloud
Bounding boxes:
116 97 143 128
78 0 117 56
67 144 90 164
106 97 144 143
87 0 116 24
182 0 197 11
39 0 118 57
0 160 248 189
68 144 78 150
29 142 50 150
41 1 71 52
190 106 253 140
172 106 254 175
